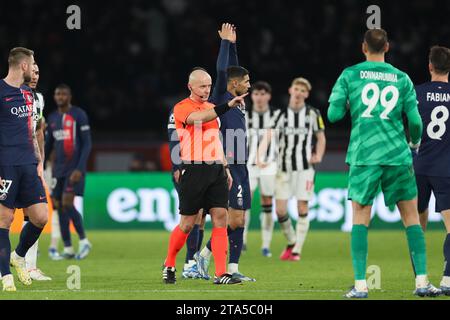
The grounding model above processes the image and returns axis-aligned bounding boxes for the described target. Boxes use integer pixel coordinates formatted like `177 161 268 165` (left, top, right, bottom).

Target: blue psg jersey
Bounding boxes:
0 80 38 165
210 90 248 164
45 106 92 178
414 81 450 177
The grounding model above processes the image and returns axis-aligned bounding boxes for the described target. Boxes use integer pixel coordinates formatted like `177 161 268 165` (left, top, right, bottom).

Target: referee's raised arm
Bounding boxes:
163 68 246 286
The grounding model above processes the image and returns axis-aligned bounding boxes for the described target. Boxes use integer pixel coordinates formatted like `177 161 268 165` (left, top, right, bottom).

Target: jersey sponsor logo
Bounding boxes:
281 127 309 135
80 125 90 132
10 105 33 118
53 129 72 141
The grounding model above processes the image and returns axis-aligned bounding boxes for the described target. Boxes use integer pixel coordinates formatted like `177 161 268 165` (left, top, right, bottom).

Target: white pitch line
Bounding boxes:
21 289 391 294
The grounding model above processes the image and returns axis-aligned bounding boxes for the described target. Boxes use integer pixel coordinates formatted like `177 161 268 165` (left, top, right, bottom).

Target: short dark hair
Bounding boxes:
364 29 388 54
227 66 249 81
429 46 450 75
251 81 272 94
55 83 72 94
8 47 34 67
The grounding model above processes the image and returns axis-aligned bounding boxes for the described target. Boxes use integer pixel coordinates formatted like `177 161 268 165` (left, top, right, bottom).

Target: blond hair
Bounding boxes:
291 77 312 91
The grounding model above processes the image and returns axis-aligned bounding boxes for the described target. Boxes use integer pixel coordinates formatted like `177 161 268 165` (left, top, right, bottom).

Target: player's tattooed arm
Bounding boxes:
36 117 46 164
33 132 44 178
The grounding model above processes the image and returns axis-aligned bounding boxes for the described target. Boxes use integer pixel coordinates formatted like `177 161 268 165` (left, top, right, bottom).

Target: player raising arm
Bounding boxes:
162 68 248 285
328 29 440 298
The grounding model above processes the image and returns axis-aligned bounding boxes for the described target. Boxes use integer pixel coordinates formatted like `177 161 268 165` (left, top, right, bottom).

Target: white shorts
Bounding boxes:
275 169 315 201
248 163 277 196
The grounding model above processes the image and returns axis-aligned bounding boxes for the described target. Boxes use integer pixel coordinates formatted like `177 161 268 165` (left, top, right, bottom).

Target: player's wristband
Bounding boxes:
409 140 421 149
214 103 230 117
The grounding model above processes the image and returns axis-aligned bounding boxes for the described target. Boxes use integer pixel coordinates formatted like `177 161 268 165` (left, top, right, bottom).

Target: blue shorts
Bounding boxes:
0 164 47 209
416 175 450 213
229 164 251 210
52 174 86 201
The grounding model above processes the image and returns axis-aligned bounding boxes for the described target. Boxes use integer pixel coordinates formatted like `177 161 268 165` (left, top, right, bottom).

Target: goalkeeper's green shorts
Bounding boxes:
348 165 417 207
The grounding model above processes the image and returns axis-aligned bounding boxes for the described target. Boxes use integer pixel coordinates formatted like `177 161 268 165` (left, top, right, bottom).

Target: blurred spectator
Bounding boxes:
1 0 448 143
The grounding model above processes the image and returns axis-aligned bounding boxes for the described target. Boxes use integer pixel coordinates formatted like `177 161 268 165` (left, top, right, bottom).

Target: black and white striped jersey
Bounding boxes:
246 107 281 167
32 91 45 133
274 105 325 172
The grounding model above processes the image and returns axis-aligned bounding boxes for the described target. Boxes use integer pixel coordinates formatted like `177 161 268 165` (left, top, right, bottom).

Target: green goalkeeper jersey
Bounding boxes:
328 61 418 166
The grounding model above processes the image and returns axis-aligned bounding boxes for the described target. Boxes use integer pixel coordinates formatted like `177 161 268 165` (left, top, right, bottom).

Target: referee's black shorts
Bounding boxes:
178 162 228 215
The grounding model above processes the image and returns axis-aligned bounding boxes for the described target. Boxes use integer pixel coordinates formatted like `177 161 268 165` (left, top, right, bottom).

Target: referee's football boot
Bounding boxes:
213 273 242 285
162 265 176 284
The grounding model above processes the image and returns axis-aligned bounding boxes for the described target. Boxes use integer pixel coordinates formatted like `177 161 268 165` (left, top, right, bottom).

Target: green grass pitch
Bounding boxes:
2 230 449 300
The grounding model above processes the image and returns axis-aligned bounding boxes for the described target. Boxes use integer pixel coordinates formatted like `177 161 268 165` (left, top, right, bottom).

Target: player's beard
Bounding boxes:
23 72 32 84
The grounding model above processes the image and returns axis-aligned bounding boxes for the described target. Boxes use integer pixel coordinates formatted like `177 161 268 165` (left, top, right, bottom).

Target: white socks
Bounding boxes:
50 209 61 249
25 240 38 271
243 210 251 247
22 221 38 271
441 276 450 287
261 212 274 249
228 263 239 274
200 246 212 259
293 215 310 255
184 260 196 270
355 280 368 292
416 275 428 288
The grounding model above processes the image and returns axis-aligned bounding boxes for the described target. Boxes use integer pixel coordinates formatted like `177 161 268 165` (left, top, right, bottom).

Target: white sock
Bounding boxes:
261 212 274 249
441 276 450 287
228 263 239 274
200 246 212 259
416 275 428 288
50 209 61 249
355 280 368 292
243 210 251 246
25 240 38 271
278 215 296 245
293 215 310 255
64 246 74 254
79 238 90 246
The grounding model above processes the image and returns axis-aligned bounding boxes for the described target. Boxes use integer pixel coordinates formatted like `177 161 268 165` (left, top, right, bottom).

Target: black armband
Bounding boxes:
214 103 230 117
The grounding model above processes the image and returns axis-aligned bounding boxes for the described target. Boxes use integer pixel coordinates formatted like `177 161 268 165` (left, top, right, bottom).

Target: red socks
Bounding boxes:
211 227 228 277
165 225 189 268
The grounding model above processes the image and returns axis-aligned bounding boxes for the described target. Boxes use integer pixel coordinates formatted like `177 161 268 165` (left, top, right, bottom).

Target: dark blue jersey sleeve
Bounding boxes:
229 42 239 67
75 110 92 172
167 110 180 171
212 40 231 100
